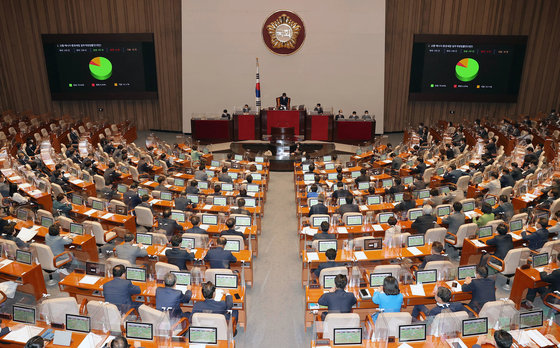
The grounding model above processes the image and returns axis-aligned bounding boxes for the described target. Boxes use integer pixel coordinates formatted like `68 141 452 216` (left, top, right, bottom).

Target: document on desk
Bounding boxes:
409 284 426 296
471 240 486 247
352 190 362 196
30 225 41 231
100 335 116 348
307 252 319 262
30 190 43 196
77 332 104 348
398 343 414 348
302 227 318 236
508 330 532 346
84 209 97 216
199 224 209 230
9 175 21 181
101 213 114 219
526 329 554 347
203 204 213 210
446 281 462 293
214 289 225 301
509 232 522 241
247 192 256 197
17 227 38 242
0 259 13 269
354 251 367 261
406 247 423 256
150 199 161 205
70 179 84 185
3 325 44 343
79 275 101 285
445 338 467 348
359 205 369 211
144 181 155 186
337 227 348 234
372 224 384 232
18 183 31 189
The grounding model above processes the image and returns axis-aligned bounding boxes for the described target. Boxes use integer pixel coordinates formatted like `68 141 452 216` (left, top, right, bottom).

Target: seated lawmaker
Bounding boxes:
525 256 560 308
242 104 251 113
158 209 184 239
221 109 231 119
220 218 245 239
418 242 448 270
411 205 437 234
192 281 237 322
318 274 357 320
480 171 501 196
155 272 192 319
441 202 465 235
103 264 141 312
313 221 335 241
384 216 402 246
185 215 207 234
204 237 237 269
394 192 416 212
473 329 513 348
314 103 323 114
309 194 328 217
314 248 342 278
231 198 251 216
52 193 72 217
337 195 359 215
411 286 466 320
474 203 494 227
372 276 404 322
115 233 148 265
492 195 514 221
461 265 495 313
278 92 289 110
166 235 195 270
521 217 550 251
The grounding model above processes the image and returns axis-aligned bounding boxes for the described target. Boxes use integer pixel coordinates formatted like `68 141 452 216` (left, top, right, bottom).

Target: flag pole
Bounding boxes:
255 58 261 114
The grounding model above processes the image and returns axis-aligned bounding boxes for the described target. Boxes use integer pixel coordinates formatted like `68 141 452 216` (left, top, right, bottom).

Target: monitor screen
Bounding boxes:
532 253 548 268
234 154 243 161
246 184 259 192
346 215 363 226
198 181 209 190
72 195 84 206
92 200 104 211
308 198 319 207
255 156 265 163
136 233 153 246
358 181 370 190
227 172 238 180
519 310 543 329
13 305 35 324
473 175 483 184
364 238 383 251
318 240 337 252
409 210 423 221
202 214 218 225
351 171 361 178
17 209 28 221
436 206 451 217
394 192 404 202
235 216 251 227
484 196 497 206
221 183 234 191
189 326 217 345
458 265 477 280
137 188 149 197
436 167 445 176
252 172 262 180
86 262 105 276
416 269 437 284
407 235 425 247
333 328 362 345
117 184 127 193
185 194 199 205
370 273 391 287
402 176 413 185
509 219 523 232
302 164 310 172
171 271 191 286
382 179 393 188
205 170 214 178
160 191 172 201
378 213 394 224
174 178 185 187
125 267 146 282
323 155 332 162
181 237 195 250
41 216 54 228
327 173 338 180
440 186 451 195
213 197 227 206
462 317 488 337
367 195 382 205
66 314 90 333
399 324 427 342
325 163 335 170
70 223 84 235
224 240 240 252
126 322 153 341
418 189 430 199
323 275 336 289
215 274 238 289
244 198 257 207
478 226 493 238
171 211 185 223
303 173 315 182
311 215 329 228
16 250 32 265
462 201 475 212
82 173 91 182
210 160 220 167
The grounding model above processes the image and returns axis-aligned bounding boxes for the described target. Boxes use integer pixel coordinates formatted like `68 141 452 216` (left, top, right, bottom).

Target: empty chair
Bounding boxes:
486 219 505 233
0 240 18 259
134 206 154 231
407 208 423 221
477 300 518 328
539 240 560 259
55 216 72 231
549 198 560 215
204 268 233 283
191 313 229 341
40 297 79 325
182 233 209 249
84 221 117 246
222 235 245 250
423 168 435 184
498 186 513 199
322 313 360 340
31 242 72 285
425 227 447 244
510 213 528 225
422 261 455 280
372 312 412 338
318 266 348 287
429 311 469 336
342 212 363 225
37 209 54 222
148 232 168 245
372 265 401 278
86 301 132 333
94 174 109 191
129 166 140 182
106 257 133 270
155 262 180 280
445 223 477 250
456 176 470 193
487 247 530 290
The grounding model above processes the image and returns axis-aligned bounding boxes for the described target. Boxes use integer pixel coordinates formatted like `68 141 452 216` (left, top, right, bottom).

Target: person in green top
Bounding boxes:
190 145 203 163
475 202 494 227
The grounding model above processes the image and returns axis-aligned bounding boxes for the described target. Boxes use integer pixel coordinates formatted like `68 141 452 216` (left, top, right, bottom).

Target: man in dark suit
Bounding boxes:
461 266 496 313
158 209 184 240
123 183 141 210
103 265 141 312
165 235 195 270
174 191 191 211
192 281 237 322
523 147 538 167
332 182 351 201
510 162 523 182
230 198 251 216
219 218 245 240
155 272 192 318
411 286 466 319
521 218 550 251
221 109 231 119
481 223 513 266
103 162 121 186
492 195 514 221
525 266 560 307
387 177 405 195
186 180 199 194
441 202 465 235
337 195 359 215
317 274 357 320
499 169 515 188
419 242 448 270
204 237 237 269
313 221 336 241
115 233 148 265
314 248 342 278
185 215 207 234
411 205 437 234
411 158 427 175
314 103 323 114
218 167 233 183
278 93 289 110
443 164 463 184
308 195 328 217
354 168 369 184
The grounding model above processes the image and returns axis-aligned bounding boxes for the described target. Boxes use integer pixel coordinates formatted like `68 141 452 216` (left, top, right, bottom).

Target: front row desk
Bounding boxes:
192 111 376 143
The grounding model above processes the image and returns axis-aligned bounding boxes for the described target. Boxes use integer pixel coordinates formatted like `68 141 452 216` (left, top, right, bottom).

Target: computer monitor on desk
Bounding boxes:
415 269 437 284
246 184 259 192
394 192 404 202
171 271 192 286
318 240 337 252
407 235 424 247
416 189 430 200
160 191 173 201
462 201 475 212
213 196 227 206
41 216 54 228
509 219 523 233
224 240 240 252
478 226 493 238
457 265 477 280
402 176 413 186
364 238 383 250
186 194 199 204
92 200 104 211
311 215 329 228
181 237 195 249
484 196 497 206
244 197 257 207
215 274 237 289
86 262 105 277
377 212 394 224
345 215 363 226
323 275 336 289
370 273 391 287
532 253 548 268
171 211 186 223
221 183 234 192
174 178 185 187
16 250 32 265
66 314 90 333
333 328 362 345
71 195 84 206
398 324 426 342
126 267 146 282
189 327 218 345
198 181 209 190
462 317 488 337
70 222 84 235
436 205 451 217
519 310 543 329
13 305 35 324
358 181 369 190
235 215 251 227
136 233 153 246
367 195 381 205
16 209 28 221
126 322 153 341
202 214 218 225
408 209 423 221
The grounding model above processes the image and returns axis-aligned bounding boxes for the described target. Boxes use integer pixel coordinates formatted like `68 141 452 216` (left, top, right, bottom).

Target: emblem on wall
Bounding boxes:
262 11 305 55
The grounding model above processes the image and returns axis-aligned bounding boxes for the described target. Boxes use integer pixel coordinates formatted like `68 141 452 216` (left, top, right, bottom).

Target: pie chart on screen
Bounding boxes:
89 57 112 80
455 58 479 82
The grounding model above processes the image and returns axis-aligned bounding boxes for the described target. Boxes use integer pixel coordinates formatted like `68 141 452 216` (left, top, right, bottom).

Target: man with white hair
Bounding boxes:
411 204 437 234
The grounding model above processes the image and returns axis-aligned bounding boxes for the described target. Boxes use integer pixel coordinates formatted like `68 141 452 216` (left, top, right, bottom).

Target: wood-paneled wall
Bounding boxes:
384 0 560 132
0 0 181 131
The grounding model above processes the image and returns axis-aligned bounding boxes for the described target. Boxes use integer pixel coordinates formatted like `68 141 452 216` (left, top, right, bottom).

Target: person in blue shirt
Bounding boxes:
318 274 357 320
372 276 404 322
307 184 319 199
204 237 237 269
521 217 550 251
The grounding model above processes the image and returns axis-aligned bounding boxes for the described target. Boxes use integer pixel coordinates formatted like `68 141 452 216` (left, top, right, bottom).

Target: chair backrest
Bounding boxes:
31 243 55 271
318 266 348 287
204 268 233 282
423 261 454 280
51 183 64 197
83 221 105 245
423 168 435 183
37 209 54 221
510 213 528 225
499 186 513 199
93 175 106 190
323 313 360 340
0 240 18 259
501 248 530 275
40 297 78 324
425 227 447 244
138 304 171 334
86 301 122 333
191 313 229 341
456 176 470 192
148 232 168 245
407 208 424 221
453 223 478 248
129 166 139 182
550 198 560 215
372 264 401 278
375 312 412 338
134 206 154 228
155 262 180 280
55 216 72 231
182 233 209 249
342 212 362 225
486 219 505 233
429 311 469 336
106 257 132 270
478 300 517 328
222 235 245 250
540 240 560 259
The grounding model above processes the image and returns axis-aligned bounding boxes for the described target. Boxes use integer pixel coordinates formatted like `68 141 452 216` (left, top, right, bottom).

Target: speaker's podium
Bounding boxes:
261 107 305 140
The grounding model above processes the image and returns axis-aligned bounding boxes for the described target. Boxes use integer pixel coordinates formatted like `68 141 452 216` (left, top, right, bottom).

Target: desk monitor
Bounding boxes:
536 211 549 222
179 153 186 160
186 194 199 204
252 172 262 180
244 197 257 207
16 250 32 265
221 183 234 191
398 324 427 342
478 226 493 238
308 198 319 207
356 181 368 190
323 275 336 289
125 267 146 282
227 172 238 180
327 173 338 180
136 233 153 246
72 194 84 206
311 215 330 228
409 210 423 221
235 215 251 227
153 160 161 167
137 188 149 197
346 215 363 226
215 274 238 289
458 265 477 280
323 155 332 162
379 154 387 161
115 205 127 215
377 212 394 224
403 176 414 186
367 195 382 205
126 322 153 341
318 240 337 252
13 305 35 324
462 317 488 337
532 253 548 268
171 211 186 223
302 164 310 172
394 192 404 203
473 175 483 185
255 156 265 163
462 201 475 212
92 200 104 211
484 196 497 206
181 237 195 250
333 328 362 346
415 269 437 284
509 219 523 233
171 271 191 286
202 214 218 225
364 238 383 251
16 209 28 221
382 179 393 188
337 198 346 206
70 222 84 235
66 314 90 333
407 235 425 247
82 173 91 182
519 310 543 329
204 170 214 178
417 189 430 199
246 184 259 192
160 191 173 201
174 178 185 187
213 196 227 206
303 173 315 182
351 171 361 178
189 326 217 345
370 273 391 287
325 163 335 170
439 186 450 195
117 184 128 193
436 167 445 176
198 181 209 190
41 216 54 228
210 160 220 167
86 262 105 277
436 205 451 217
224 240 240 252
233 155 243 161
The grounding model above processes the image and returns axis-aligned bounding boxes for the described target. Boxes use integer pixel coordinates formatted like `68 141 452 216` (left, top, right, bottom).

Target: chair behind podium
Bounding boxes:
276 97 291 110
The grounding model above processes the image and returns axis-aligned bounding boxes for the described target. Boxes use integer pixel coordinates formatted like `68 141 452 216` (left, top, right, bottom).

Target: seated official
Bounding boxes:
390 153 403 171
461 265 496 313
475 203 495 227
313 221 336 241
337 195 359 215
123 183 142 210
442 164 463 184
166 235 195 270
411 205 437 235
481 223 513 267
335 110 344 120
116 233 148 265
186 180 199 194
418 242 448 270
103 162 121 186
278 92 289 110
204 237 237 269
2 222 29 249
210 184 222 196
521 217 550 251
137 194 153 213
372 276 404 322
362 110 372 120
394 192 416 212
308 194 328 217
411 286 467 320
159 209 184 240
192 281 238 322
314 248 342 278
231 198 251 216
332 182 351 201
137 156 153 175
53 193 72 217
492 195 514 221
109 336 129 348
194 164 208 181
473 329 513 348
499 168 515 188
510 162 523 181
548 211 560 235
314 103 323 114
242 104 251 113
384 216 402 246
221 109 231 119
103 264 141 313
155 272 192 318
525 256 560 307
386 177 404 196
441 202 465 235
426 188 446 206
45 224 72 266
349 111 359 120
185 215 207 234
481 172 501 196
354 168 369 184
218 167 233 183
154 176 168 192
174 191 191 211
219 218 245 240
318 274 357 320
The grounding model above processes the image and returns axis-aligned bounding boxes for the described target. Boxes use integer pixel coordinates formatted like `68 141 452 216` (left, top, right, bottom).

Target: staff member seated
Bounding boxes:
313 221 335 241
103 264 141 313
277 92 290 110
220 218 245 240
524 255 560 308
317 274 357 320
411 286 467 320
115 233 148 265
314 248 342 278
395 192 416 212
193 281 238 322
166 235 195 270
218 167 233 183
155 272 192 319
481 223 513 267
159 209 184 240
204 237 237 269
308 194 328 217
231 198 251 216
461 265 495 314
521 217 550 251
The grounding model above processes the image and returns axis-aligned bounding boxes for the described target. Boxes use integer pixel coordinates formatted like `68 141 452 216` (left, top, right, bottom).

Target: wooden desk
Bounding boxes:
509 263 558 309
0 257 46 300
1 169 53 212
177 223 259 257
71 204 136 233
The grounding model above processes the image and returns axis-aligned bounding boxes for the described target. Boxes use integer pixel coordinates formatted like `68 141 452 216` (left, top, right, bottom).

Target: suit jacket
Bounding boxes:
185 186 199 194
217 173 233 183
165 247 195 270
492 202 514 221
53 200 72 216
318 289 357 314
332 189 351 200
442 212 465 235
486 234 513 260
115 243 148 265
314 261 343 277
194 170 208 181
419 254 448 270
103 168 120 185
45 234 72 258
395 200 416 212
230 208 251 216
220 228 245 239
411 215 437 234
155 287 192 318
185 226 207 234
204 247 237 268
174 197 190 211
123 191 140 207
461 278 496 312
279 96 289 106
521 228 549 250
499 174 515 188
427 302 466 317
192 295 233 320
391 157 403 170
309 203 328 217
103 278 141 310
313 232 336 241
482 179 501 196
159 217 184 238
337 204 360 215
541 269 560 292
443 170 464 184
511 168 523 181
